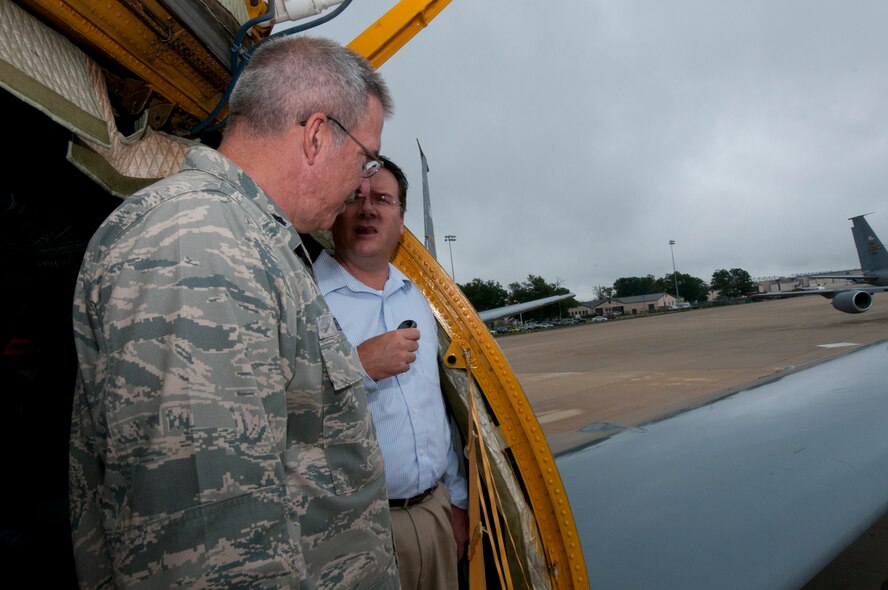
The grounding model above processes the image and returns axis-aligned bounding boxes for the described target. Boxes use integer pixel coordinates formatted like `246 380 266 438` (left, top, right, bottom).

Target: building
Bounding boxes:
568 300 602 318
569 292 678 318
753 273 859 295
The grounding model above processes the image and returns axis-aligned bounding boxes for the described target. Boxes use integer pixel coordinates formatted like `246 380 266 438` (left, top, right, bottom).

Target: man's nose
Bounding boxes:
359 197 378 216
356 194 378 216
357 176 371 197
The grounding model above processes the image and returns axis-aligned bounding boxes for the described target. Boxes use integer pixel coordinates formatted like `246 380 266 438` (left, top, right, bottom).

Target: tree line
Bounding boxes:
598 268 755 302
595 268 755 302
458 268 756 318
459 275 578 322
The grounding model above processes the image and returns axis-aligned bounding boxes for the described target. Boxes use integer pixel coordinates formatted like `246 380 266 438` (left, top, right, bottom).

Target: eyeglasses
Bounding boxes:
299 115 381 178
345 194 403 209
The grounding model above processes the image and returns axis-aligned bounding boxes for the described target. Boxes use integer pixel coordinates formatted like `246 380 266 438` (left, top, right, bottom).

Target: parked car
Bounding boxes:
669 302 692 310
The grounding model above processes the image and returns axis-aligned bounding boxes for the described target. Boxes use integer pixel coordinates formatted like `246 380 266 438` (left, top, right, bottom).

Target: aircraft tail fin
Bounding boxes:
417 139 437 259
850 214 888 273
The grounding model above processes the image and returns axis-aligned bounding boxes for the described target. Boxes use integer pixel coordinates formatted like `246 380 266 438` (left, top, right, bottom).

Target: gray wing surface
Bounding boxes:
800 273 880 282
477 294 575 323
558 341 888 589
751 285 888 298
749 286 888 313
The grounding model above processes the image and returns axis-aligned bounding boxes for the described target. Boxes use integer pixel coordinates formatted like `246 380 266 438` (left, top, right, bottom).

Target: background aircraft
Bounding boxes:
751 214 888 313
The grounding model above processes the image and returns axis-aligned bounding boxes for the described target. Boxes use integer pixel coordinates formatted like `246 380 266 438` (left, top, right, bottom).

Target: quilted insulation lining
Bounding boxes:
2 0 196 196
0 0 109 146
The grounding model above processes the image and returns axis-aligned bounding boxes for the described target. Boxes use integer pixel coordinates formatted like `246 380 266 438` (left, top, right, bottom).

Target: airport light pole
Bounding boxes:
445 234 456 282
669 240 680 302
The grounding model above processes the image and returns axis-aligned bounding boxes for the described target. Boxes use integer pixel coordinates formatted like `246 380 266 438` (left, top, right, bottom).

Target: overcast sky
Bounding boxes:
288 0 888 300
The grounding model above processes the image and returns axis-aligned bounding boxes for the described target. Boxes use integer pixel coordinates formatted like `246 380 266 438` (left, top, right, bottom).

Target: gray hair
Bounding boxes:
228 36 393 138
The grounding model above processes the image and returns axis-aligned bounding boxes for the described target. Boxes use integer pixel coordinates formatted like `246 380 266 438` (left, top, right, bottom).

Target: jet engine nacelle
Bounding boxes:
831 290 873 313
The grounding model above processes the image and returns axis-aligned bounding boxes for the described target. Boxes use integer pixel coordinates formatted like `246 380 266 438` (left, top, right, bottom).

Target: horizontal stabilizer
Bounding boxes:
478 294 575 323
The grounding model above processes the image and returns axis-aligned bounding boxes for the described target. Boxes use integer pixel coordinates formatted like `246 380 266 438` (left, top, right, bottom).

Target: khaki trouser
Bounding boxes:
390 484 458 590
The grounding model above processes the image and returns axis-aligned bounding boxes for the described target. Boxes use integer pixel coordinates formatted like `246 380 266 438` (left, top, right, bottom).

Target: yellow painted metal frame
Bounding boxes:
390 230 588 590
347 0 452 69
350 3 588 587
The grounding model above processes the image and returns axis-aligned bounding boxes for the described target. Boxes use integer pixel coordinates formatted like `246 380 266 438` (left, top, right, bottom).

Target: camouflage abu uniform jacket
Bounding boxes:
70 145 399 590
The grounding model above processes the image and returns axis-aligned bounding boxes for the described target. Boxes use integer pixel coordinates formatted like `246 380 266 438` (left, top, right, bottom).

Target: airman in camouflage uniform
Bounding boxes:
70 37 399 589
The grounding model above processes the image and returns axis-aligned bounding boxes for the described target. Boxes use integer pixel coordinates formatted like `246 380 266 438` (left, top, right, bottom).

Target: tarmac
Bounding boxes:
498 292 888 455
497 292 888 589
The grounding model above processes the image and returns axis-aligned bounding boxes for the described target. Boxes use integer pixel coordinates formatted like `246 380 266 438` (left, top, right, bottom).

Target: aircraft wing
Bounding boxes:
558 341 888 589
477 293 575 323
805 273 879 282
750 285 888 299
750 286 888 314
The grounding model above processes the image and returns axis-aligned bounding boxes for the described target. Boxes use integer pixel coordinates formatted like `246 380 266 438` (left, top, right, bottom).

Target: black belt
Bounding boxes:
389 483 438 509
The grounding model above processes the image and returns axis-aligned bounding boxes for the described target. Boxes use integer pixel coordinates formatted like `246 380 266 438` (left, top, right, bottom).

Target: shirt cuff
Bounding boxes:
361 373 378 393
445 477 468 510
448 490 468 511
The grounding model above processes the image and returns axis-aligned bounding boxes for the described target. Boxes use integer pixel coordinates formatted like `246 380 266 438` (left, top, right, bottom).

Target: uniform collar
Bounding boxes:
181 145 308 262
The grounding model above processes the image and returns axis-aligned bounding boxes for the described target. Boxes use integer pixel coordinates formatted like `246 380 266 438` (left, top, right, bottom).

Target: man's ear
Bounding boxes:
300 113 325 166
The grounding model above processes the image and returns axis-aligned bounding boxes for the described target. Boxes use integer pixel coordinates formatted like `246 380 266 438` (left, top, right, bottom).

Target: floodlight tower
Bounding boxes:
445 234 456 281
669 240 680 301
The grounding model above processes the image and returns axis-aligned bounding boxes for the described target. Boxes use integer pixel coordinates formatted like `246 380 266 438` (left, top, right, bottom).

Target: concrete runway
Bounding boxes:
497 292 888 455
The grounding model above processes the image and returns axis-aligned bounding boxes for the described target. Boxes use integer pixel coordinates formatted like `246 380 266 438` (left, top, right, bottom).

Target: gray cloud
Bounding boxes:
301 0 888 299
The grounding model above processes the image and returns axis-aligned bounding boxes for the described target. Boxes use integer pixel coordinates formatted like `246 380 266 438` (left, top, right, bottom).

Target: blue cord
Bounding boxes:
190 0 355 137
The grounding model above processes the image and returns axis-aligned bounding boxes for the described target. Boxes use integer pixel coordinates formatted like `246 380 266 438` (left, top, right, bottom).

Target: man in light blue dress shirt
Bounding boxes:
314 156 468 589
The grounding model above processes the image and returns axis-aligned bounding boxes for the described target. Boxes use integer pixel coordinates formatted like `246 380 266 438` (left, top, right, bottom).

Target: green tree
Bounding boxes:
459 278 510 311
508 274 578 321
661 272 709 303
710 268 755 299
613 275 661 297
594 285 615 301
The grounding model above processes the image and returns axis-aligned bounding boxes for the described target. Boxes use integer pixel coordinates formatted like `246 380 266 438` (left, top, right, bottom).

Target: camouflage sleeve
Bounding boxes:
70 191 303 588
70 374 114 589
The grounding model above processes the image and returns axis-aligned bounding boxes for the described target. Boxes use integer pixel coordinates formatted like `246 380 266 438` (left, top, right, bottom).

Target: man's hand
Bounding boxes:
451 505 468 561
356 328 420 381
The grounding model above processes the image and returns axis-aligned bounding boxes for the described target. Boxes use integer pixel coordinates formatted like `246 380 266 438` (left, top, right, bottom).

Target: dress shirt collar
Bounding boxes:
315 250 412 298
